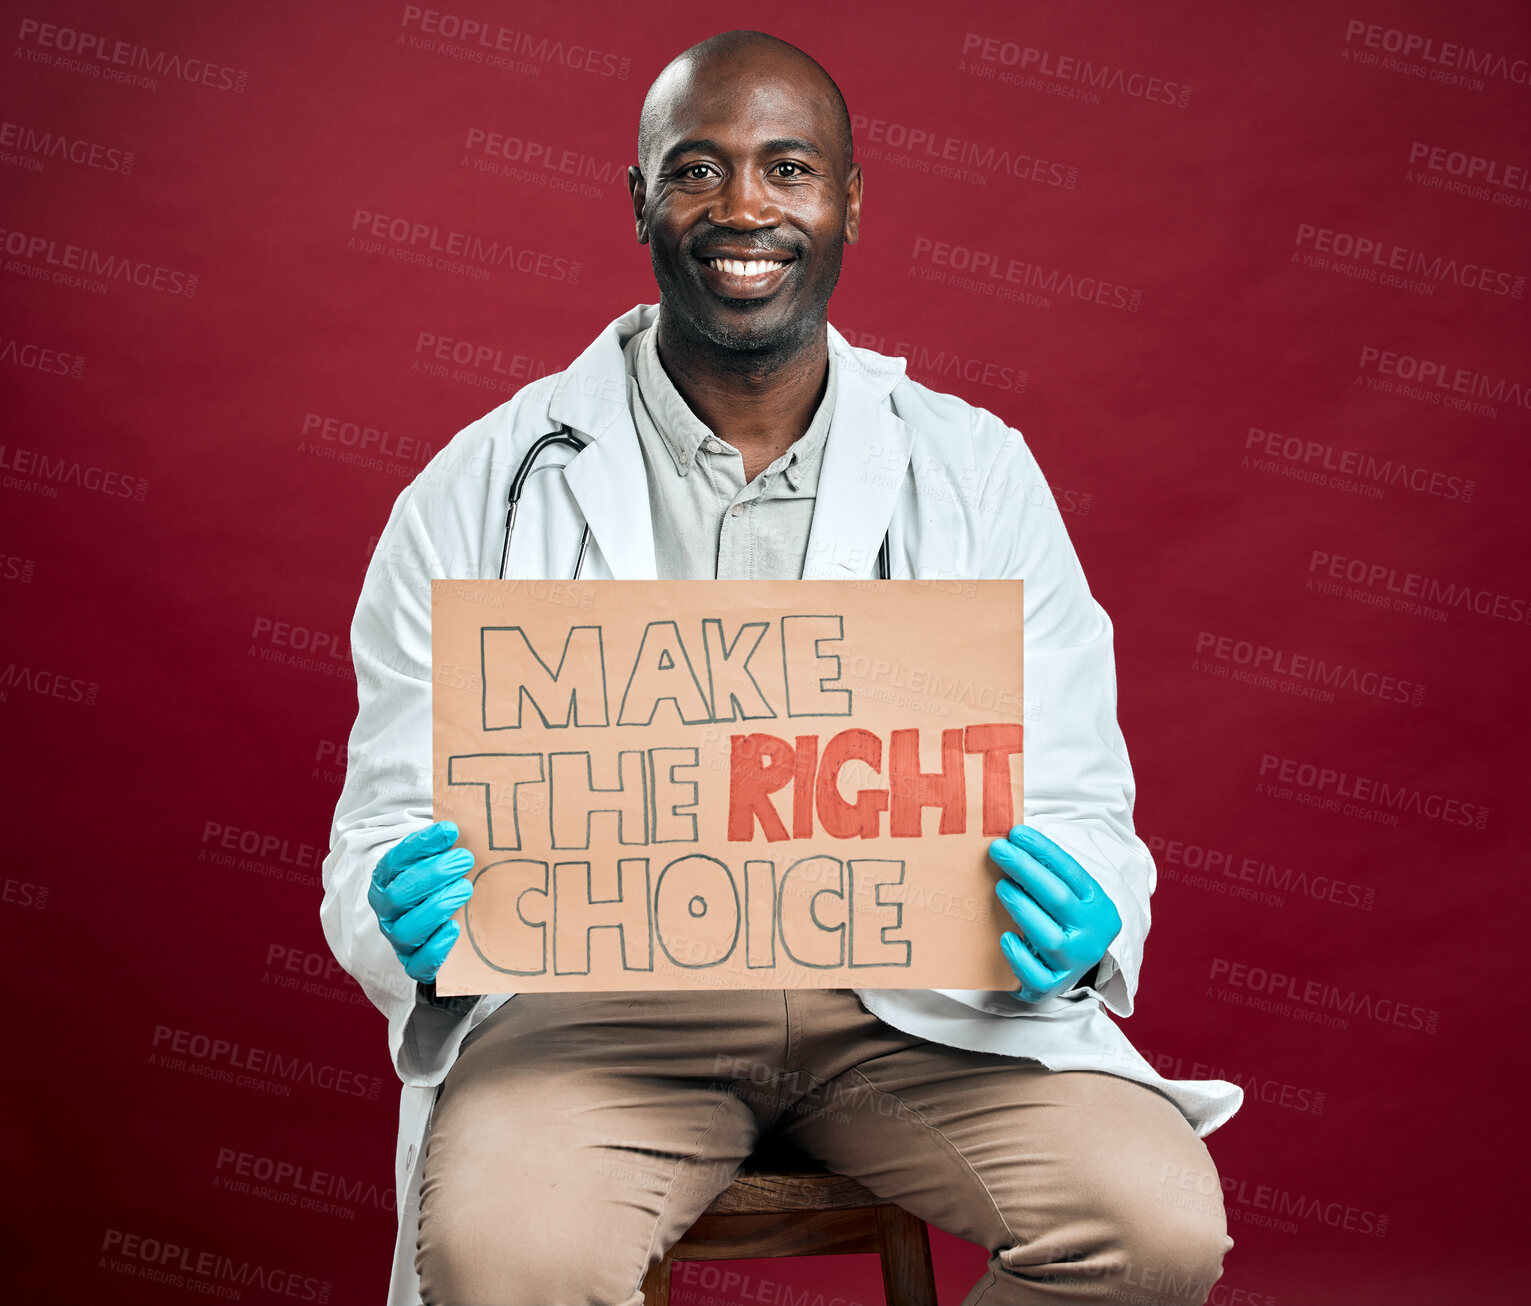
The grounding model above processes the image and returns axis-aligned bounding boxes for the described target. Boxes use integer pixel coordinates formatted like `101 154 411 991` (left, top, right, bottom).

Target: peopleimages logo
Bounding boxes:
1194 629 1425 706
1209 956 1440 1036
959 33 1191 107
1148 832 1377 912
1258 753 1488 830
411 330 553 394
398 6 631 79
0 224 198 297
100 1229 330 1300
1408 142 1531 199
349 208 580 284
462 127 624 196
1243 425 1474 504
1294 222 1525 298
1214 1171 1389 1239
1343 19 1529 88
297 411 432 480
838 328 1027 396
214 1146 397 1215
1307 548 1530 628
850 113 1079 190
199 819 324 886
0 552 38 584
150 1023 385 1100
1357 346 1531 418
0 661 98 705
0 119 133 174
14 18 249 93
1141 1046 1328 1114
0 444 144 500
910 236 1141 312
247 615 355 679
0 335 84 378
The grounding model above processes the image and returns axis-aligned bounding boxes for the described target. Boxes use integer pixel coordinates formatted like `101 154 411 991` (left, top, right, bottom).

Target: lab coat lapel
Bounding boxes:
546 307 659 580
558 427 658 580
803 340 914 579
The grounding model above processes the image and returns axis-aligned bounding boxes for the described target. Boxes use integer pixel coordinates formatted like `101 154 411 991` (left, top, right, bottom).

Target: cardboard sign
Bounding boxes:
432 579 1022 995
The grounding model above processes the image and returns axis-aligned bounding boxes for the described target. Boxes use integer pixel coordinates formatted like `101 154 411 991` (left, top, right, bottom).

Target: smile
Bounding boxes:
702 257 792 279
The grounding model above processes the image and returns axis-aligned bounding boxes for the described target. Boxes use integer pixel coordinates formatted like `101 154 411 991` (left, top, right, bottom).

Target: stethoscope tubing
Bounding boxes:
498 426 590 581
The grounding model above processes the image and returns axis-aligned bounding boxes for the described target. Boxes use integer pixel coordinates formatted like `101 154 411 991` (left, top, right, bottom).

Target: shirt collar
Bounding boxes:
630 322 837 489
781 354 836 491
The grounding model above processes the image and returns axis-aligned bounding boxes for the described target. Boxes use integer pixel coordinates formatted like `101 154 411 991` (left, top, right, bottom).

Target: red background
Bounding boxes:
4 2 1527 1302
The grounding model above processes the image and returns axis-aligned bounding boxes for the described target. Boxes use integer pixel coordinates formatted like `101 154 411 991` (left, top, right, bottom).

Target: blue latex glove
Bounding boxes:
367 822 475 982
989 824 1122 1003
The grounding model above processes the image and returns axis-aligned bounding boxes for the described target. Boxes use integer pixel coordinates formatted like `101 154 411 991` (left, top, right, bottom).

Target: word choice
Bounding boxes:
468 851 920 976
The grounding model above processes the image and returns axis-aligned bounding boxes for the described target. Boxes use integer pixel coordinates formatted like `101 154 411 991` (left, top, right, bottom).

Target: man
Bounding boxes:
322 29 1242 1306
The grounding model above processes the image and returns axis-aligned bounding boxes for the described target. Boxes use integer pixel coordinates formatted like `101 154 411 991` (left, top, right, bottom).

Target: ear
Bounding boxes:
628 166 649 245
843 162 863 246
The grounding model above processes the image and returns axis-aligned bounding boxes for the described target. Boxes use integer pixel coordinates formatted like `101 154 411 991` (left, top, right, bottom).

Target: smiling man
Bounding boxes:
628 33 856 491
322 29 1243 1306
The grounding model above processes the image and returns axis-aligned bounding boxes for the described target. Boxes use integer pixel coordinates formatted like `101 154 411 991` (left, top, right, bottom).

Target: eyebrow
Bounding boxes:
660 136 828 169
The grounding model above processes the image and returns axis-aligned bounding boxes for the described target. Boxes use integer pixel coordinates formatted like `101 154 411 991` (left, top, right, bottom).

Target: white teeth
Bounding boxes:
708 257 786 277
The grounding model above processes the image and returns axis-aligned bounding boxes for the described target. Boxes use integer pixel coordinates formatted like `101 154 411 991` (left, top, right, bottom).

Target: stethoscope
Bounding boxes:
499 424 892 581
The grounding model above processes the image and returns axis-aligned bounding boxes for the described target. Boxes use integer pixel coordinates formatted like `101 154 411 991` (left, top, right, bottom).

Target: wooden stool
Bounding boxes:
641 1138 938 1306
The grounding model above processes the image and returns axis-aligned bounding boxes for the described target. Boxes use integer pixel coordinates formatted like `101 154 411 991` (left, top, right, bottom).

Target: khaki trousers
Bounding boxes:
416 989 1233 1306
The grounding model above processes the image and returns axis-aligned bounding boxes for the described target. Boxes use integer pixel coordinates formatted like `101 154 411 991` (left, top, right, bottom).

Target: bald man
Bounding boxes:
334 28 1237 1306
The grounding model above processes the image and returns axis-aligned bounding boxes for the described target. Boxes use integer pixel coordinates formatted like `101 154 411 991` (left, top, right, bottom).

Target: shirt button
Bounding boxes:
705 438 724 454
731 503 744 517
678 452 690 468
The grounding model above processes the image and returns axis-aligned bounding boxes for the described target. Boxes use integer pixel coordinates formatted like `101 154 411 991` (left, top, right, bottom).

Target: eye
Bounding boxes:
678 163 715 181
772 161 810 178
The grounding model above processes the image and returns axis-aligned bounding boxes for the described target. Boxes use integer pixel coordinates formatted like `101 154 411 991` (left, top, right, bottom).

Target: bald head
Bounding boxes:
637 30 853 179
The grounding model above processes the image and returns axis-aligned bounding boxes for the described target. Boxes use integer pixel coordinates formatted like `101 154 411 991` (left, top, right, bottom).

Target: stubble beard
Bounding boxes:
651 243 842 377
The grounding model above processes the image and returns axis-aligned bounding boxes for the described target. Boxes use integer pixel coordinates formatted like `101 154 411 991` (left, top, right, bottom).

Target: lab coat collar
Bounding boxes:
806 324 914 579
545 302 912 581
547 304 658 579
547 303 654 439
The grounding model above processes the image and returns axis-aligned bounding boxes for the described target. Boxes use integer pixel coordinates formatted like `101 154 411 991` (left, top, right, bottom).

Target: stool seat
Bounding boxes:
641 1139 938 1306
705 1140 885 1214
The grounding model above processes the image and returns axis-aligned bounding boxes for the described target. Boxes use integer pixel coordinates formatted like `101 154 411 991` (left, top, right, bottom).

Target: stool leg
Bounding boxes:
875 1204 938 1306
641 1250 674 1306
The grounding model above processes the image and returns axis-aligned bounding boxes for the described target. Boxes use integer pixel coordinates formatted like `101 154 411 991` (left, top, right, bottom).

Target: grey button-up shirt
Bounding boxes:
621 323 837 580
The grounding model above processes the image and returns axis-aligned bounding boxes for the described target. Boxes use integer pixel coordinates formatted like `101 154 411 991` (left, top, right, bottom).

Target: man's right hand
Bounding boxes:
368 822 475 982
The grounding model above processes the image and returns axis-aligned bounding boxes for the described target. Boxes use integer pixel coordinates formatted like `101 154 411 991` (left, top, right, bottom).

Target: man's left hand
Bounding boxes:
989 824 1122 1003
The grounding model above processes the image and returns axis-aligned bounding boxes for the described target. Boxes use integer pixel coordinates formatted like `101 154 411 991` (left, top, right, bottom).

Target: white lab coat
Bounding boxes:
321 302 1243 1306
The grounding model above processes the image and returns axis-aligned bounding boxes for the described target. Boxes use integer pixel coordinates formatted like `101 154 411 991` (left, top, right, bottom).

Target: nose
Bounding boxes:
706 168 780 230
